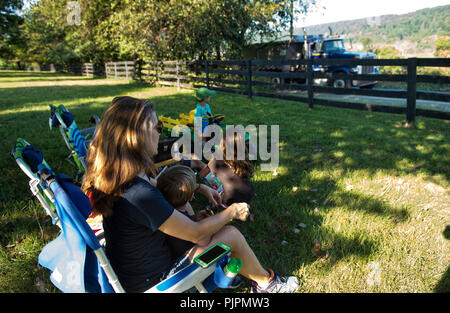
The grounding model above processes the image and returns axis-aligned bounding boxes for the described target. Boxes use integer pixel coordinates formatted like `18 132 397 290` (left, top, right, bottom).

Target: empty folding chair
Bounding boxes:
49 104 179 176
49 104 99 180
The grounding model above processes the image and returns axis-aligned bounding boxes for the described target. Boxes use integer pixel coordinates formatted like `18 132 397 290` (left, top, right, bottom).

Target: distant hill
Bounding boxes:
294 5 450 58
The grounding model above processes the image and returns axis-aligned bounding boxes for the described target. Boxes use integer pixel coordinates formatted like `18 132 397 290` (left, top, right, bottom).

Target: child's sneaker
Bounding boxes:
250 269 299 293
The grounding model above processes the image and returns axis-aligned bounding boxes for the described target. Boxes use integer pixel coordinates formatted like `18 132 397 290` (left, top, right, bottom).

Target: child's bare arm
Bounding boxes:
198 165 210 178
192 208 214 246
198 158 214 178
185 202 195 216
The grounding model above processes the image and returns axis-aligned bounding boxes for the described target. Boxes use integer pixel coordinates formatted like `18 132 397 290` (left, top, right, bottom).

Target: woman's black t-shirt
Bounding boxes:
103 176 175 293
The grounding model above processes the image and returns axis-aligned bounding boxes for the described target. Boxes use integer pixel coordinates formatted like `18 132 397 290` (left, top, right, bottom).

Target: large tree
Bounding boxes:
0 0 25 68
111 0 318 60
19 0 319 64
21 0 78 65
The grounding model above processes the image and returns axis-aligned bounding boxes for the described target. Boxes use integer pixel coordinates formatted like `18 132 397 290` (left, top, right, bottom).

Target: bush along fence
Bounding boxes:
31 58 450 125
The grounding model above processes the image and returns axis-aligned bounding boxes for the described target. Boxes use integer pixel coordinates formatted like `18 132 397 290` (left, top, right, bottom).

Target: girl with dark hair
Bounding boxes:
199 130 255 206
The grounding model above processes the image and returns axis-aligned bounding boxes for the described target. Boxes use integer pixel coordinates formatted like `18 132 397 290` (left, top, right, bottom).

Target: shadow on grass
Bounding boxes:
182 91 446 286
241 169 409 276
0 70 95 80
0 82 144 109
433 225 450 293
0 212 59 293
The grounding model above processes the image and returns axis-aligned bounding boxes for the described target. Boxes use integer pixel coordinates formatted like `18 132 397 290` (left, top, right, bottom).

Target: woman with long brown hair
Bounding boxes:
82 96 299 293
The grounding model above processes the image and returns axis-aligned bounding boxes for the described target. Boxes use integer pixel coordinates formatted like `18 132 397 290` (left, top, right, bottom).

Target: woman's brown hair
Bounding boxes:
82 96 158 217
221 130 254 178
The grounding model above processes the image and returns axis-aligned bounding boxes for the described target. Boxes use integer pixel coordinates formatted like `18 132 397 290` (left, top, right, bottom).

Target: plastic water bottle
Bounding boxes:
223 258 242 279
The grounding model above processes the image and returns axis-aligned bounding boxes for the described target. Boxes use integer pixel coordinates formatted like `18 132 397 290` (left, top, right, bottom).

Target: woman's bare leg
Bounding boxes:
186 225 271 286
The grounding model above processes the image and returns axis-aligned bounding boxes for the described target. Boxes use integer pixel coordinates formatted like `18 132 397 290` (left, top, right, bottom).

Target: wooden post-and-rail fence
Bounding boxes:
105 61 135 79
31 58 450 125
202 58 450 126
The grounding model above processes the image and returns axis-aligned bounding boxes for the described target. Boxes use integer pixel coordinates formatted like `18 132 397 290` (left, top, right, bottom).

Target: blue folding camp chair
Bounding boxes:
36 165 121 293
12 138 60 228
49 104 99 180
22 142 238 293
13 138 106 243
49 104 180 177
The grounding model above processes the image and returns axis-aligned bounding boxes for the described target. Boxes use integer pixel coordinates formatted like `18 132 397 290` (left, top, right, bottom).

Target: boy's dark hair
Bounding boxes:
156 165 197 208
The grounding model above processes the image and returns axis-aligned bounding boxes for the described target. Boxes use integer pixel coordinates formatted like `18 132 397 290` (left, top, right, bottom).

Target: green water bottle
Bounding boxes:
223 258 242 279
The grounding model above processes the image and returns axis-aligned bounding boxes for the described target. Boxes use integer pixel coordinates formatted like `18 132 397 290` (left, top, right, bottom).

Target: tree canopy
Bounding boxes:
0 0 25 67
2 0 318 66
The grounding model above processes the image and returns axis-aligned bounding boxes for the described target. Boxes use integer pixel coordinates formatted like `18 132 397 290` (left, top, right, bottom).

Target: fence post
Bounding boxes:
137 59 143 82
154 61 159 86
176 61 180 91
205 60 209 88
307 59 314 109
247 60 253 100
125 62 129 79
114 62 117 79
406 58 417 128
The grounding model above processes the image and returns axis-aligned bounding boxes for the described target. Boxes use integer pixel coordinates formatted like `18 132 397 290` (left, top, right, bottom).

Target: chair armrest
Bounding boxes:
145 262 215 293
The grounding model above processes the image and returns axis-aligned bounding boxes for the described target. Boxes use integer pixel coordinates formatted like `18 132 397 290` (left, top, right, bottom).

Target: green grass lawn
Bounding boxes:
0 70 449 293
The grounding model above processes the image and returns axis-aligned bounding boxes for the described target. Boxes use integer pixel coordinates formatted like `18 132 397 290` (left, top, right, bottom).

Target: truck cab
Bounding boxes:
242 34 379 88
310 36 379 88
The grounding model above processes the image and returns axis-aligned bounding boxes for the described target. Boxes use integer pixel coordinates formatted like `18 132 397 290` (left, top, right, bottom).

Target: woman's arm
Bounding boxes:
158 202 249 244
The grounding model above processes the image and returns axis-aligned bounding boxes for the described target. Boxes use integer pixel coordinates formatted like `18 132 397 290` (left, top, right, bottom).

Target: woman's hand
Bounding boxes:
227 202 250 222
197 184 222 207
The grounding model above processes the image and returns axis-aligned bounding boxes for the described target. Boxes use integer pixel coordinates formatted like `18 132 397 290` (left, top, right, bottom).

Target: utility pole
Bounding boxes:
303 27 309 59
290 0 294 41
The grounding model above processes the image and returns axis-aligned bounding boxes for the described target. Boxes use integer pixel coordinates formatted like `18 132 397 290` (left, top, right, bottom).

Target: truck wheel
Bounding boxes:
332 78 350 88
272 77 281 84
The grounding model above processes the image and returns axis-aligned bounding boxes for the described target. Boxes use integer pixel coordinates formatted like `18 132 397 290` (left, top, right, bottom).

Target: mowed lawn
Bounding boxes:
0 70 449 293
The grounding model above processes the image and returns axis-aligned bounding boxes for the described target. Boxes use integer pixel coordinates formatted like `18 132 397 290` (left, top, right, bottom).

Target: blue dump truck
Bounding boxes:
243 34 379 88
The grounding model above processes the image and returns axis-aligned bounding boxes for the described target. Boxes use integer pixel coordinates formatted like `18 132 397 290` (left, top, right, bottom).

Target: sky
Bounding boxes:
296 0 450 27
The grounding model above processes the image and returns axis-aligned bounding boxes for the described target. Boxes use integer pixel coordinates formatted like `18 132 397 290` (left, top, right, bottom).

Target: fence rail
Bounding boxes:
105 61 135 79
198 57 450 125
136 60 206 89
23 57 450 124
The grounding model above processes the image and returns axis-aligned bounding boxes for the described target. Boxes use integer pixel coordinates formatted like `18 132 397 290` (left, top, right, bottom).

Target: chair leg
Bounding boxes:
195 283 208 293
